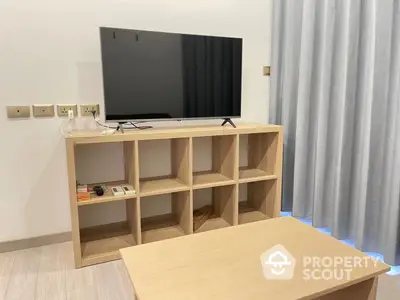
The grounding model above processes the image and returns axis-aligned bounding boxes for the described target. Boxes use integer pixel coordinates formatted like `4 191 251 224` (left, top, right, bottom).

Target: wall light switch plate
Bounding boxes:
57 104 78 117
6 106 30 119
32 104 55 117
80 104 100 117
263 66 271 76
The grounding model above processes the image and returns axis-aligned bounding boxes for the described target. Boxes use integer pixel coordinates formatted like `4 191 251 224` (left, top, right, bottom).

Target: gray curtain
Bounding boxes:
270 0 400 265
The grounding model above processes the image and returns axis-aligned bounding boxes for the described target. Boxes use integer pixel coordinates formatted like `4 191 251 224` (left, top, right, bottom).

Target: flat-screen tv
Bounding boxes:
99 27 243 122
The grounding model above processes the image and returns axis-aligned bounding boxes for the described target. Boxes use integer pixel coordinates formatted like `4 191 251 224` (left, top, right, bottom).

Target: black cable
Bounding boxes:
92 111 120 129
91 111 151 130
129 122 153 130
95 120 118 129
91 111 117 129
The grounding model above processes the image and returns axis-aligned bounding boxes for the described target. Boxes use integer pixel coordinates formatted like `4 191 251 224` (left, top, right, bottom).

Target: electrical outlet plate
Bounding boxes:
80 104 100 117
6 106 30 119
32 104 55 118
57 104 77 117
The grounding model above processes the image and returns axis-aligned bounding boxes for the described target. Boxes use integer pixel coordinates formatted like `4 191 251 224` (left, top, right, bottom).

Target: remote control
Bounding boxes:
111 186 125 196
121 185 136 195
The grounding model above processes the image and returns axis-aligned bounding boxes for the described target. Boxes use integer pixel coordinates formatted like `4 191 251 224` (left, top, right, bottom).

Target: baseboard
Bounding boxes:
0 232 72 253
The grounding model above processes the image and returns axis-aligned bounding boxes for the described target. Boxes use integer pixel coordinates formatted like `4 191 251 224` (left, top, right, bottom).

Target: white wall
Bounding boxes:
0 0 272 242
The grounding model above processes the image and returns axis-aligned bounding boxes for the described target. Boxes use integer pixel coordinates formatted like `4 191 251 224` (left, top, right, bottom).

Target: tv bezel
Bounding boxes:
105 114 241 123
100 27 243 123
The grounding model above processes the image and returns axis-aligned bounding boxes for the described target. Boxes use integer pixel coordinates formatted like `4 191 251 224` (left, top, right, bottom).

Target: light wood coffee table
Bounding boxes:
120 217 389 300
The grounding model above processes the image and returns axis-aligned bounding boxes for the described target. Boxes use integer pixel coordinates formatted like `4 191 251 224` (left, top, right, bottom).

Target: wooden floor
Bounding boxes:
0 242 134 300
0 242 398 300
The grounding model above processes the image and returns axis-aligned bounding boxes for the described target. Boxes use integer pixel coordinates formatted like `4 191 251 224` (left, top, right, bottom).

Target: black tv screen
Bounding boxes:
100 28 243 121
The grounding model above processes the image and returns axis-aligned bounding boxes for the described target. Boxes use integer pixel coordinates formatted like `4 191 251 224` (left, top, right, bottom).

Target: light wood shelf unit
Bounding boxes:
80 221 137 267
139 177 189 196
239 132 279 182
141 214 186 244
193 185 237 233
141 191 192 244
192 135 237 189
77 181 134 206
138 138 191 196
192 172 235 189
238 180 279 225
66 124 283 268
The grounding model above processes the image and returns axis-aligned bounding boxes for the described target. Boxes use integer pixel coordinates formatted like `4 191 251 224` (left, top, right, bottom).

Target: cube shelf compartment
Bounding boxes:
192 135 237 189
193 185 236 233
78 198 140 267
239 133 279 183
66 124 283 268
80 220 137 267
141 191 191 244
238 180 279 225
138 138 191 196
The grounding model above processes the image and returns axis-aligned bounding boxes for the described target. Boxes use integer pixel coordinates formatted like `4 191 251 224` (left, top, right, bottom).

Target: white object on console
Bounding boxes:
122 185 136 195
111 186 125 197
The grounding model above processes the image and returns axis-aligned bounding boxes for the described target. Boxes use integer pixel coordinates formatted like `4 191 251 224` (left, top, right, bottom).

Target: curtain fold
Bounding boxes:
271 0 400 265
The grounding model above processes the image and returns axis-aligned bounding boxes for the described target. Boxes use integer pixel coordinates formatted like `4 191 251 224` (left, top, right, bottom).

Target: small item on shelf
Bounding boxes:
93 185 104 196
193 205 213 231
111 186 125 196
77 184 88 193
77 191 91 202
122 185 136 195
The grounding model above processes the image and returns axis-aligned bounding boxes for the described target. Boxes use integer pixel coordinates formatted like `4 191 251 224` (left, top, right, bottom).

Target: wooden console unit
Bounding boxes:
65 124 283 268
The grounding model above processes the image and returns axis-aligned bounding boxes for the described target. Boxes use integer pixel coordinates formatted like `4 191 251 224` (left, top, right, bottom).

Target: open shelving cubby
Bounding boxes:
140 191 192 244
138 138 191 196
79 208 139 266
239 132 279 183
66 124 283 268
192 135 237 189
73 141 140 267
193 185 236 233
75 141 138 207
238 180 279 225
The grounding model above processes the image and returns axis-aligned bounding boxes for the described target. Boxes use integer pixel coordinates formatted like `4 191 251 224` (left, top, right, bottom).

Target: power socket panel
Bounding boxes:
80 104 100 117
7 106 31 119
57 104 78 118
32 104 55 118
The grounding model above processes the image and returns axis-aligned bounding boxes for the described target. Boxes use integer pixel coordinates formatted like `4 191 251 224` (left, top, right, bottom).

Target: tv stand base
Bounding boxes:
116 122 127 133
221 118 236 128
